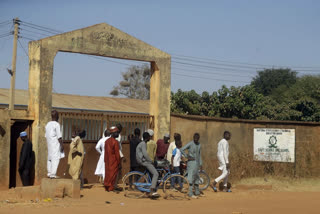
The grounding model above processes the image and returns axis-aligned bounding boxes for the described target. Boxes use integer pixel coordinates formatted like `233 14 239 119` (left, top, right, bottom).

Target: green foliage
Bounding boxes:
171 70 320 122
251 68 297 96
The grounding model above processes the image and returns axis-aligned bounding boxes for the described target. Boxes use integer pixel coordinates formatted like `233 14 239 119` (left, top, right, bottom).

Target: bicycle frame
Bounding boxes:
124 166 180 193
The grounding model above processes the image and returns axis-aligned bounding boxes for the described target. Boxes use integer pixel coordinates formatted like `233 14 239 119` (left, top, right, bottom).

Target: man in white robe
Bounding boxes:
45 110 64 179
95 129 110 180
212 131 231 192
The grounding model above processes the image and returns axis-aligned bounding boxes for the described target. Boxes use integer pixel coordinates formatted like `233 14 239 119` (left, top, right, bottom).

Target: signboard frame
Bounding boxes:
253 128 296 163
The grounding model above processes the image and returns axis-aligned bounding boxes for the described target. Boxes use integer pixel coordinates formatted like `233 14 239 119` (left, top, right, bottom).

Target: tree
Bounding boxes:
110 64 150 100
251 68 297 96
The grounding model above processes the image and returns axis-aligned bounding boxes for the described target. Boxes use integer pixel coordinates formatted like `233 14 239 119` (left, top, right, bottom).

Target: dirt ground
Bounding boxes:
0 178 319 214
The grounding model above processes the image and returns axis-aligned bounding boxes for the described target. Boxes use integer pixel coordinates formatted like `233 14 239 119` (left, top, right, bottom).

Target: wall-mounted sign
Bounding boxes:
253 128 295 162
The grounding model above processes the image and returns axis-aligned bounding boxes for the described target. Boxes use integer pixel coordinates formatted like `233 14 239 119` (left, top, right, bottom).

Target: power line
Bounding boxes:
17 39 28 58
172 66 254 78
0 20 11 27
0 30 12 34
172 60 259 73
19 27 52 37
172 59 320 74
0 33 12 39
19 36 37 41
19 32 42 40
173 56 265 70
12 19 320 78
88 55 132 66
19 23 58 35
19 21 63 34
0 32 12 36
172 72 250 84
172 53 320 70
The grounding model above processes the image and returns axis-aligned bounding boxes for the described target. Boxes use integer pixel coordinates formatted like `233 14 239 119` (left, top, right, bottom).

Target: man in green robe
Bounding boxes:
180 133 202 199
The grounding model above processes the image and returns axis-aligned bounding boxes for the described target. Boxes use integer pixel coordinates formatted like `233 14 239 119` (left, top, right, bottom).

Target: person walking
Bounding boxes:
212 131 232 192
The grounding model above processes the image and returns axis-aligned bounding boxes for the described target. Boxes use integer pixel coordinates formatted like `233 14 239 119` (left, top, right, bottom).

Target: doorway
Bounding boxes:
9 120 34 188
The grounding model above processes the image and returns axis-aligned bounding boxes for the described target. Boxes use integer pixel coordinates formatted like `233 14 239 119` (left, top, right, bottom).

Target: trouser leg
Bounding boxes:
194 184 200 195
194 170 200 195
173 167 182 188
47 160 51 177
214 166 228 184
223 170 229 187
188 184 194 197
171 167 178 187
143 162 158 190
50 158 60 178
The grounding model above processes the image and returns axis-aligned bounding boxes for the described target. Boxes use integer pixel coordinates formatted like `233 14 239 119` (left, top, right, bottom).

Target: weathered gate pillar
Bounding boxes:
28 41 57 184
27 23 171 183
150 61 171 140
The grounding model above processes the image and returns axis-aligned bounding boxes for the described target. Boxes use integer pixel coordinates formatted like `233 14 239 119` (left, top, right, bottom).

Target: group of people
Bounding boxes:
18 109 232 198
94 124 232 198
44 110 86 187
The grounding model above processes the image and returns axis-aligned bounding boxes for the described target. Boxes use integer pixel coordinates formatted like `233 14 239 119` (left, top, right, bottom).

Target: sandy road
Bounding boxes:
0 184 319 214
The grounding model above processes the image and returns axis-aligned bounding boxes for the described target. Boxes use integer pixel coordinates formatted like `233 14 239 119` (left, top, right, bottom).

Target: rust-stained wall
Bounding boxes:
170 114 320 179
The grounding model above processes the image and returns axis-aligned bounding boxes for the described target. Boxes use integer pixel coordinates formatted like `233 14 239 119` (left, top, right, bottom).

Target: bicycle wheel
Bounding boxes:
122 172 148 199
163 174 189 200
199 171 210 190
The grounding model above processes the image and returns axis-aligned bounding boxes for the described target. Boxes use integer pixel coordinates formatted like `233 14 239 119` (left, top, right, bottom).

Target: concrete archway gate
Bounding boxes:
27 23 171 185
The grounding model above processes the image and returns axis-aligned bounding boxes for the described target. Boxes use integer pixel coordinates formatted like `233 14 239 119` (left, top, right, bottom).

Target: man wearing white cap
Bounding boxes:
146 129 157 162
19 131 33 186
45 110 64 179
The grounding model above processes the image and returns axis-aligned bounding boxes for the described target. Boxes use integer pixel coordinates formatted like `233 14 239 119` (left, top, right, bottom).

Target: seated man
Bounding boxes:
136 132 159 197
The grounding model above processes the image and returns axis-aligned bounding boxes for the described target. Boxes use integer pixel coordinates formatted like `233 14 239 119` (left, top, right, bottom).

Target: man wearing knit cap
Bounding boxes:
19 131 33 186
146 129 157 162
104 126 121 192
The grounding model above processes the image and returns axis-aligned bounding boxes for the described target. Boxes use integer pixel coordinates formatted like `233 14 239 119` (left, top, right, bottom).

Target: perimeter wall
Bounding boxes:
170 114 320 180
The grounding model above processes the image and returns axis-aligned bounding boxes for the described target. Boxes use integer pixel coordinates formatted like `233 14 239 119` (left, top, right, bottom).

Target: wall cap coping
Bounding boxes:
171 113 320 126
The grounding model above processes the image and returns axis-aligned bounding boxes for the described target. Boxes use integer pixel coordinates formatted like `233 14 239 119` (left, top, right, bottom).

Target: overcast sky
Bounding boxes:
0 0 320 97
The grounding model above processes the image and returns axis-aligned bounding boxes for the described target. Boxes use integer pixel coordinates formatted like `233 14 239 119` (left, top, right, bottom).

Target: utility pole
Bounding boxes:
9 17 20 110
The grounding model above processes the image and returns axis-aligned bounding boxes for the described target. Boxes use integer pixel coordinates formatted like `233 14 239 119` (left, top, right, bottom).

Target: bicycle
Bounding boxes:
122 160 189 200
